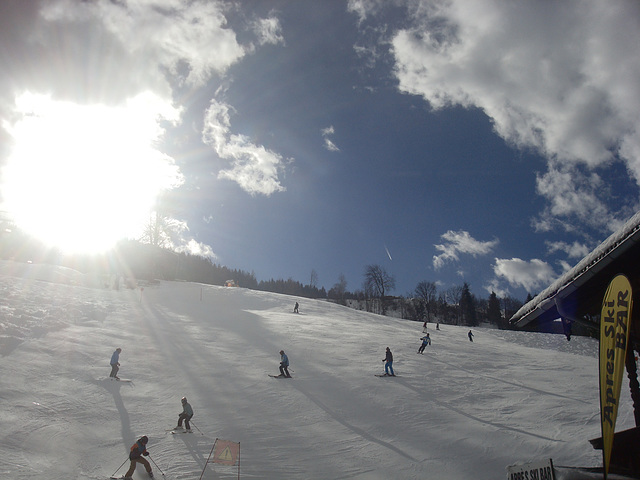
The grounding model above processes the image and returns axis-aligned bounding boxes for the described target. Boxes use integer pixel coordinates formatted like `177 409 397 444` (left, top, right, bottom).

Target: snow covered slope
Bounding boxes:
0 261 635 479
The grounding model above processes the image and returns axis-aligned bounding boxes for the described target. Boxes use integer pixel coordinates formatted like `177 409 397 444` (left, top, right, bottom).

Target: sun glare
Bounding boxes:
1 92 183 254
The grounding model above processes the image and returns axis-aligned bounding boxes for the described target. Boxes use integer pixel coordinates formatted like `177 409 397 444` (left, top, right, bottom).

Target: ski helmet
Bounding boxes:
181 396 187 404
139 435 148 444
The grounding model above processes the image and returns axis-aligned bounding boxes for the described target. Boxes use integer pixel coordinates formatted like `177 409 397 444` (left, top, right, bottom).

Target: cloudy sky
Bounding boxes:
1 0 639 300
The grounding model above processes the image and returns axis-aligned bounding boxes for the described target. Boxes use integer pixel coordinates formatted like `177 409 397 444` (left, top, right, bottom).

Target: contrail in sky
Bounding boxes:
384 244 392 261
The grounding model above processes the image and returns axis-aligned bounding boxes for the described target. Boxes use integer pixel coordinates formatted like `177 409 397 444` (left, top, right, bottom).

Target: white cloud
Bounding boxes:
493 258 556 293
252 16 284 46
202 99 288 196
176 238 216 258
389 0 640 228
322 125 340 152
545 240 591 260
41 0 246 88
483 278 510 298
347 0 391 25
433 230 498 269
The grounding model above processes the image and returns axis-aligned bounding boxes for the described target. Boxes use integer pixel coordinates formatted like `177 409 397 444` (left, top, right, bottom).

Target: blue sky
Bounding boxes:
1 0 639 300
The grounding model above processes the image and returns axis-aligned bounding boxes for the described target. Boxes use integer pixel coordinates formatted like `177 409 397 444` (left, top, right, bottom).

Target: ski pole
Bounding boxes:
111 457 128 477
190 420 204 435
148 454 166 477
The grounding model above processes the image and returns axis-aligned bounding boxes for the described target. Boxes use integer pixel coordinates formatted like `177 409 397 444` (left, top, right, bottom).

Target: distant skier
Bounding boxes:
382 347 395 376
124 435 153 479
294 302 299 313
175 397 194 432
468 330 474 342
279 350 291 378
436 322 440 331
422 321 428 333
110 347 122 379
418 333 431 354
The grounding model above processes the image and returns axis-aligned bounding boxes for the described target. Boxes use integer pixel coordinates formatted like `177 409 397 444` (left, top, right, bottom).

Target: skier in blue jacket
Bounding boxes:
418 333 431 354
279 350 291 378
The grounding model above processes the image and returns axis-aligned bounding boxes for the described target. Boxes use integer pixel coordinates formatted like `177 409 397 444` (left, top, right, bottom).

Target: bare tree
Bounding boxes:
330 273 348 305
363 264 396 315
445 285 463 325
140 193 185 249
415 281 437 322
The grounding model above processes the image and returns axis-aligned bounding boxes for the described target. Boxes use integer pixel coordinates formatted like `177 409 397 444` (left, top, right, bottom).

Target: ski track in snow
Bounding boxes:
0 260 636 480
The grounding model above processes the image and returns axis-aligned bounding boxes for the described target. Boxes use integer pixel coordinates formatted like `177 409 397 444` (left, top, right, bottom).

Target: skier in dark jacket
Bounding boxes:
175 397 194 432
124 435 153 479
468 330 474 342
382 347 395 376
110 348 122 379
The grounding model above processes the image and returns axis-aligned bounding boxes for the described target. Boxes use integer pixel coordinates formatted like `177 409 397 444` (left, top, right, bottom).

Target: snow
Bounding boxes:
0 260 636 480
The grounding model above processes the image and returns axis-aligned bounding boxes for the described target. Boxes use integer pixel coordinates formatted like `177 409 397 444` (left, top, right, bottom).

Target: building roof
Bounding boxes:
510 210 640 331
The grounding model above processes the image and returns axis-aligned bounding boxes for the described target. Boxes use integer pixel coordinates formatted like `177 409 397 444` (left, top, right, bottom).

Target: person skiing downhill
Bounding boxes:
279 350 291 378
382 347 395 376
124 435 153 479
418 333 431 354
110 348 122 379
293 302 299 313
468 330 474 342
175 397 194 432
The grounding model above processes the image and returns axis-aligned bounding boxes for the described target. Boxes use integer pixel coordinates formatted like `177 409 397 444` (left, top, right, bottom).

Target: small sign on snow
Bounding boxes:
506 458 555 480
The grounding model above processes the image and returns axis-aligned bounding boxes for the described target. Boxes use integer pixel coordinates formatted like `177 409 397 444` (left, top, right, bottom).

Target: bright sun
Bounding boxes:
1 92 183 254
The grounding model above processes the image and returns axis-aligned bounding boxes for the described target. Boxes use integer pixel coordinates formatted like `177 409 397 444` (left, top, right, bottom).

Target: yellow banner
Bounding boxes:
599 274 632 478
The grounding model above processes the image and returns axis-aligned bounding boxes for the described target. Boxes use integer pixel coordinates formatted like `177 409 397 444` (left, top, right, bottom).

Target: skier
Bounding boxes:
422 321 428 333
382 347 395 376
110 348 122 379
294 302 299 313
468 330 474 342
124 435 153 479
279 350 291 378
175 397 194 432
418 333 431 354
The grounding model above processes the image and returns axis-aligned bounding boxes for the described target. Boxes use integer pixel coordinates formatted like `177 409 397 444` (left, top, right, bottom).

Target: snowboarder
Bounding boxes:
294 302 299 313
279 350 291 378
175 396 194 432
110 348 122 379
418 333 431 354
124 435 153 479
382 347 395 376
468 330 474 342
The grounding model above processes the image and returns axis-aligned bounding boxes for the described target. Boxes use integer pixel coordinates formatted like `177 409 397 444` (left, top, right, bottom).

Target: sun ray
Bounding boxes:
1 92 183 254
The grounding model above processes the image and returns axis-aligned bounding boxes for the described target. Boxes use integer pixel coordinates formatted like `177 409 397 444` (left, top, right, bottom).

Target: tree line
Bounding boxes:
0 221 525 329
327 264 526 329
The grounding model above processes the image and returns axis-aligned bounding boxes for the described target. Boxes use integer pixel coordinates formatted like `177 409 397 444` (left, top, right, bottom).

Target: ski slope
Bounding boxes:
0 260 635 480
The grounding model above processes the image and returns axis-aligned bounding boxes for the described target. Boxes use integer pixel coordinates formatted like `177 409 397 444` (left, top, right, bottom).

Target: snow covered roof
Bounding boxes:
510 210 640 328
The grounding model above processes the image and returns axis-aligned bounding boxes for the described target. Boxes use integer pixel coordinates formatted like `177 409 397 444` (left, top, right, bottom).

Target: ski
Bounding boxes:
171 430 192 434
110 377 133 383
268 374 292 378
375 374 399 377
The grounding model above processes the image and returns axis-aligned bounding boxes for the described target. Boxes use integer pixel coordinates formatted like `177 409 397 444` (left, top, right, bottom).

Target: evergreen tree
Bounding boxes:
487 291 502 327
459 283 478 326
